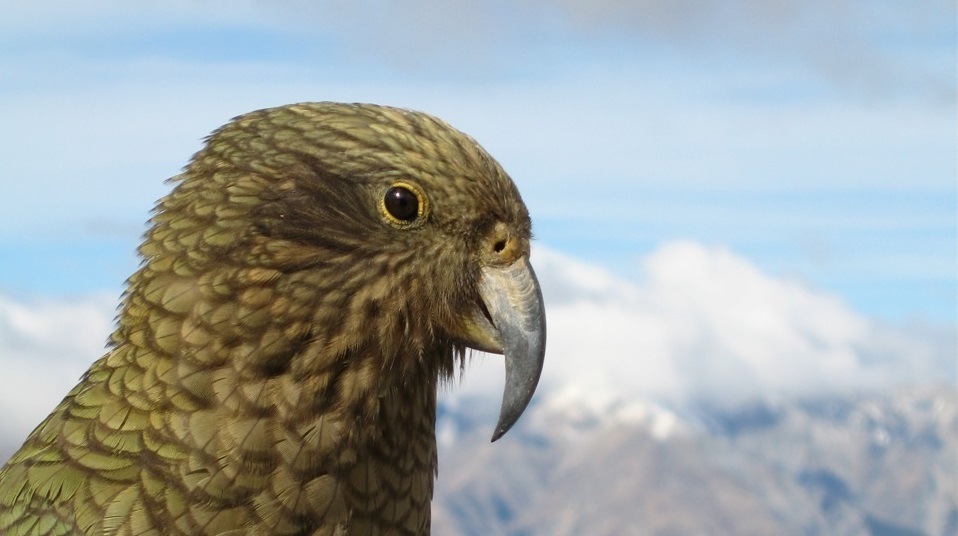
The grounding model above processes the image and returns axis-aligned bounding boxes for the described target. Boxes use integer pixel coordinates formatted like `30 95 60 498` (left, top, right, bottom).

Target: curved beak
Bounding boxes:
459 256 547 442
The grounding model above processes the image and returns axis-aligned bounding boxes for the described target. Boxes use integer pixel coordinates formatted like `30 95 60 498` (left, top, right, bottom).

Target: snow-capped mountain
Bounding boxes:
433 387 956 536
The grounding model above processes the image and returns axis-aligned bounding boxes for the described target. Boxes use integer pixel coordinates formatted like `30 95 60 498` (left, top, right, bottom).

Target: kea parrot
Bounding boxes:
0 102 546 535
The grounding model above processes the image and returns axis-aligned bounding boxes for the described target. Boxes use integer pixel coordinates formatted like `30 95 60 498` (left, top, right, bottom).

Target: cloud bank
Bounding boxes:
1 0 952 99
0 242 952 456
456 242 955 409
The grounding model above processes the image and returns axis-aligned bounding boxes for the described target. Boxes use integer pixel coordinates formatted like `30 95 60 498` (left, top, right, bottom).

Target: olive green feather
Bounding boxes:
0 102 543 535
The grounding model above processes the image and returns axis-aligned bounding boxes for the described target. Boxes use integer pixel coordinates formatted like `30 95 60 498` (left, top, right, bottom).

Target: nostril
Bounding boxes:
493 239 507 254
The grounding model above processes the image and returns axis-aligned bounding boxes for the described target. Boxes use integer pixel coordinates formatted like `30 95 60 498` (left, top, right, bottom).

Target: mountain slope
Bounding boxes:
433 387 957 536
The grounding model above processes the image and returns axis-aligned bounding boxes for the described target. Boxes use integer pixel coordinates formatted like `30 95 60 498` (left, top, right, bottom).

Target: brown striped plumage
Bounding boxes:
0 102 545 535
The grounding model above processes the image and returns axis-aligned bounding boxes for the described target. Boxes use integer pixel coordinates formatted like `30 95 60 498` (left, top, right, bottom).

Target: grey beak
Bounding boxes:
477 256 547 442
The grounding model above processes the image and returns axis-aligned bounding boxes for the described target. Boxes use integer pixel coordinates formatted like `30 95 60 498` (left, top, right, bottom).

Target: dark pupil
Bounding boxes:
384 187 419 221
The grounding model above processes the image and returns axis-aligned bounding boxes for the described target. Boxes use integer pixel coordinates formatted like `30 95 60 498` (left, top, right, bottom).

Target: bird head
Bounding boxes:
140 102 545 440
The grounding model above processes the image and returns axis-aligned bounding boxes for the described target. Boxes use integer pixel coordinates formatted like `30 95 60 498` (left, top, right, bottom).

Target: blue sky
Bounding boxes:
0 0 955 325
0 0 955 455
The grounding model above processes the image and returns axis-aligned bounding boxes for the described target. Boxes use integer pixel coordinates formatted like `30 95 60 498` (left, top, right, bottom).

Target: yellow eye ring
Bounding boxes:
380 181 429 227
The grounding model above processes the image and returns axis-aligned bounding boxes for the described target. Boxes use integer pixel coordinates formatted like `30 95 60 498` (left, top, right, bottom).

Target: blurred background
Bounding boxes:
1 1 955 534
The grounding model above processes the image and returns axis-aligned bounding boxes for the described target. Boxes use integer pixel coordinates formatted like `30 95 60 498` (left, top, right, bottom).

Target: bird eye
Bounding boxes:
381 182 427 225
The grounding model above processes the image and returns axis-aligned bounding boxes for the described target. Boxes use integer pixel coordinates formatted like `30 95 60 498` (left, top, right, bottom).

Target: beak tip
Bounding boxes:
489 417 515 443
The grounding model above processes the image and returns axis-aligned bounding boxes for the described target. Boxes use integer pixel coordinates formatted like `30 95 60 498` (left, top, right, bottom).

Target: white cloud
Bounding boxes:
0 293 115 447
453 242 955 410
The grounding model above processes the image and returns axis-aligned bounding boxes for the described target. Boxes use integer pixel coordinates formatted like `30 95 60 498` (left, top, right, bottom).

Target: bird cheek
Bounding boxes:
452 302 503 355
